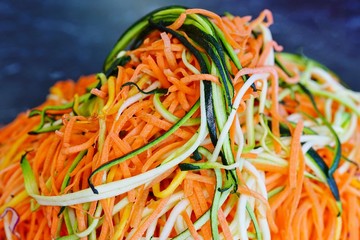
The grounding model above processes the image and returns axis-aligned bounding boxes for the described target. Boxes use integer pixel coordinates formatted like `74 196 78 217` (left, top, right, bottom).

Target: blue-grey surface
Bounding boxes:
0 0 359 124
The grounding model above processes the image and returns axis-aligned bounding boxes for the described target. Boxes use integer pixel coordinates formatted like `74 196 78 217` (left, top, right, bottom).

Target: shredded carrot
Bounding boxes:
218 208 233 240
180 74 219 84
130 187 149 228
146 55 171 88
90 88 107 98
181 211 201 240
185 8 241 49
0 7 359 240
288 120 304 188
160 32 178 71
168 12 187 30
129 197 169 240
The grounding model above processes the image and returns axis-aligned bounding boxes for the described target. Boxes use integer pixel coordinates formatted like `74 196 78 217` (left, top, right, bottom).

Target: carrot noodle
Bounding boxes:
168 13 187 31
1 7 359 239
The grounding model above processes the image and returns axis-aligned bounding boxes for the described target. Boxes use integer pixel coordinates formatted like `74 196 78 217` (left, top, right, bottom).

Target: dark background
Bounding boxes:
1 0 359 124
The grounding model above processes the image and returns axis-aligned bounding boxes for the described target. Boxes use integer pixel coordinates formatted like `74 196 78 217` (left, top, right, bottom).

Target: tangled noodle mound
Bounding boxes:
1 6 359 240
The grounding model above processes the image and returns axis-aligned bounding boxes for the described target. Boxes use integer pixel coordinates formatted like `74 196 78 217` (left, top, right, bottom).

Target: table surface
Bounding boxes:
1 0 359 124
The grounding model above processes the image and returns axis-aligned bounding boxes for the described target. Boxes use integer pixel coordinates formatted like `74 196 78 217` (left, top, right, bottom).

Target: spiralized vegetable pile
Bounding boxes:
1 6 360 240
